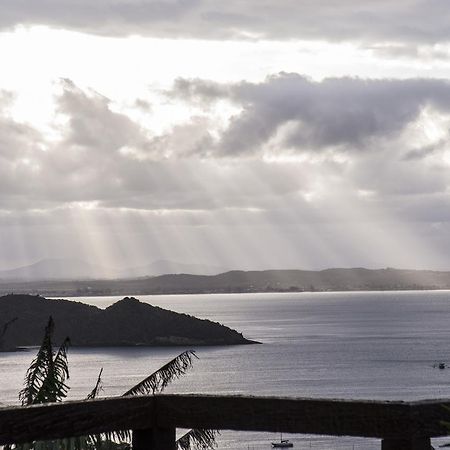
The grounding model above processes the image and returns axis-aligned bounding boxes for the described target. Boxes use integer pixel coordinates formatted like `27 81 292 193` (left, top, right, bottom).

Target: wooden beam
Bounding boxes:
0 396 157 445
155 395 450 440
0 395 449 446
382 437 432 450
132 427 176 450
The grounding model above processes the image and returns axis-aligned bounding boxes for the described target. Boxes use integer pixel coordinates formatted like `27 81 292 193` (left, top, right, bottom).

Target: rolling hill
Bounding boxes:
0 294 256 350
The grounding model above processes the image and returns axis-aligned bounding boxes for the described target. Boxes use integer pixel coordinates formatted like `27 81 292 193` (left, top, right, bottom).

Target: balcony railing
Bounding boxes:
1 394 450 449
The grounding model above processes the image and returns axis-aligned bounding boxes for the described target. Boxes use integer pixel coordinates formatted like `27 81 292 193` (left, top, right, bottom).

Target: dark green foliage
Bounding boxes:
19 317 70 405
12 318 76 450
87 369 103 400
119 350 217 449
105 350 218 449
123 350 198 396
12 319 217 450
177 429 220 450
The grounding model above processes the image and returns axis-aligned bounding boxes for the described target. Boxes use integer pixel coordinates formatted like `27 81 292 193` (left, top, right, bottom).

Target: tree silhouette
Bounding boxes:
19 317 70 405
14 317 218 450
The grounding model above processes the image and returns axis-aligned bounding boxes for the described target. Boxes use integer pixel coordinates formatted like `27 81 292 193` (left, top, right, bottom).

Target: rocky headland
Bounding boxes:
0 294 257 349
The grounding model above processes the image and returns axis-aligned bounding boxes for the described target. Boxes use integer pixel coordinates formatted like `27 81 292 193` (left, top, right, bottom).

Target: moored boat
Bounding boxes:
271 436 293 448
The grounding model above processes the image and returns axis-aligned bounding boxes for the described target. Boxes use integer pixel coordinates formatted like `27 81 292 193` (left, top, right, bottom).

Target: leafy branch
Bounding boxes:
123 350 198 396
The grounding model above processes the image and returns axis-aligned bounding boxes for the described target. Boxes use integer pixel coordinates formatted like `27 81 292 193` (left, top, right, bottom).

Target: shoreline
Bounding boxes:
7 286 450 299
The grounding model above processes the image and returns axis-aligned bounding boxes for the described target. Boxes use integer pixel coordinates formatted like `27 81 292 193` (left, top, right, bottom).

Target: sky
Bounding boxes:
2 1 450 273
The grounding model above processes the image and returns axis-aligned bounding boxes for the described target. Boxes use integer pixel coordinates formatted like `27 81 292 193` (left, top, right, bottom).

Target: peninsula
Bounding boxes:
0 294 256 350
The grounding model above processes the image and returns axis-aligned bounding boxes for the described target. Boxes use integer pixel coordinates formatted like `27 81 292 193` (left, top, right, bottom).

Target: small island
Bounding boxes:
0 294 257 349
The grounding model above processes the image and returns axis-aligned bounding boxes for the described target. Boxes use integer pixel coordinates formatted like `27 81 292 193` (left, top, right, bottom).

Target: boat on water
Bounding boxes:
433 362 447 369
271 440 293 448
271 434 294 448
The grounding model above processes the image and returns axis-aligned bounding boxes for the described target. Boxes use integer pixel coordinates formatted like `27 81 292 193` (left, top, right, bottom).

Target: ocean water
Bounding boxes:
2 290 450 449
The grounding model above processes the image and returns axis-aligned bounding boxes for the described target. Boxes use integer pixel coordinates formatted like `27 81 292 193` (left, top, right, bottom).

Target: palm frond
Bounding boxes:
30 436 92 450
122 350 198 396
84 369 132 448
19 317 70 405
85 369 107 449
101 429 132 446
87 368 104 400
19 317 55 405
106 351 198 448
53 338 70 380
33 336 70 404
176 429 219 450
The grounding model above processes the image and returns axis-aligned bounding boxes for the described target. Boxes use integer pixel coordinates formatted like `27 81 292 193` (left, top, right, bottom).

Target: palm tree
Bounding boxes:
19 317 70 405
16 316 218 450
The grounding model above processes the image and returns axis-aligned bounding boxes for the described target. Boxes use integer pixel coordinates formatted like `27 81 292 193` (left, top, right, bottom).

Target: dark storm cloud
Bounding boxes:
172 74 450 156
1 1 450 45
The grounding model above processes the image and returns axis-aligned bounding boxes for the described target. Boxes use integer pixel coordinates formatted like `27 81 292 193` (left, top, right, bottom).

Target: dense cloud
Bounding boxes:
3 4 450 270
2 76 450 213
0 1 450 45
0 91 42 162
172 74 450 156
0 78 450 269
1 77 450 270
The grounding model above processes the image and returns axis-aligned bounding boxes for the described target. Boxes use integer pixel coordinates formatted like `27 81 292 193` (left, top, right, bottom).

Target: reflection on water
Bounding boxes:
2 290 450 448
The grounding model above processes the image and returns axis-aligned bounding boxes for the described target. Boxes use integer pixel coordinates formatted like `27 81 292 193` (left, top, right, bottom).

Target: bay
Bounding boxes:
2 290 450 448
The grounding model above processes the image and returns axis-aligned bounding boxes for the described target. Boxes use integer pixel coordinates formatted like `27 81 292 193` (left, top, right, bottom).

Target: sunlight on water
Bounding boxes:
3 291 450 448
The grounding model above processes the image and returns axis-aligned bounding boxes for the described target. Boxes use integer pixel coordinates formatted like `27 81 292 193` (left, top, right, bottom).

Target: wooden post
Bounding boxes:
381 437 431 450
132 427 176 450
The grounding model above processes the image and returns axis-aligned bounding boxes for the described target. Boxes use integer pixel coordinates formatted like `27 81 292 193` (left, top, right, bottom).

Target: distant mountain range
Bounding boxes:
2 267 450 297
118 259 228 278
0 258 228 281
0 259 111 281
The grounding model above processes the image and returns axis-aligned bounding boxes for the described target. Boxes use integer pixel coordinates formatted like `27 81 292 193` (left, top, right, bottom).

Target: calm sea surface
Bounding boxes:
2 290 450 449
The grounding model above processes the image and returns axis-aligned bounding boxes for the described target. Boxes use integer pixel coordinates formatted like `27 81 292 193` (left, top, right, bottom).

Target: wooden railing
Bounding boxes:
1 394 450 449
